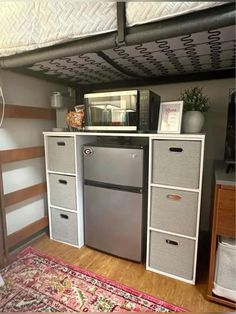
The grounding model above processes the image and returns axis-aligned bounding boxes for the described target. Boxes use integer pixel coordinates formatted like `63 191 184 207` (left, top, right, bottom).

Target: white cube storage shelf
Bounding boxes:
44 134 95 248
146 134 205 284
44 132 205 285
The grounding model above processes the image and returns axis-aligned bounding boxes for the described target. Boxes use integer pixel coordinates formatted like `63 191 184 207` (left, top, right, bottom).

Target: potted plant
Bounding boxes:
180 86 210 133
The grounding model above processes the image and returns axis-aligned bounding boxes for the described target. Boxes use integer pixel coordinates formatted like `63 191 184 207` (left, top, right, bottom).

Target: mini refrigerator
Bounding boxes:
83 143 147 262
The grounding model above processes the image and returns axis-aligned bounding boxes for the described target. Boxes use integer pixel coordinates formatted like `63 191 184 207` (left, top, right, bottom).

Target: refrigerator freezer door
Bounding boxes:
84 185 143 262
83 146 143 188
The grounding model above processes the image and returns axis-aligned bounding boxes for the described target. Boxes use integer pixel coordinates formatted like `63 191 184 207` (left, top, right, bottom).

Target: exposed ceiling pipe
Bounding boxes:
125 3 235 46
0 32 117 68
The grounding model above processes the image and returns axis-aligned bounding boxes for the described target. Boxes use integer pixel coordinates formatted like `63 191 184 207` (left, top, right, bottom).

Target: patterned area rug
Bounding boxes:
0 247 186 312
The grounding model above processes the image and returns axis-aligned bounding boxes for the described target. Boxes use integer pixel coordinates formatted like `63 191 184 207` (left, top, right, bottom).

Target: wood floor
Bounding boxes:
25 234 233 312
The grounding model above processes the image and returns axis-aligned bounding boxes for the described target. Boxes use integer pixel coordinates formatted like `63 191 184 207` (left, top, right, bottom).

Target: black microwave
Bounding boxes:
83 90 161 132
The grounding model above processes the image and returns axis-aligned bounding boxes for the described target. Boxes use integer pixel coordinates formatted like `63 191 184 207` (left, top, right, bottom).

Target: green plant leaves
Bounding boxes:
180 86 210 112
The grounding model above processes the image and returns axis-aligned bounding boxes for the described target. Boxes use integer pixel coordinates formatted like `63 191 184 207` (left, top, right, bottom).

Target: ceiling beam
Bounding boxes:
82 69 235 92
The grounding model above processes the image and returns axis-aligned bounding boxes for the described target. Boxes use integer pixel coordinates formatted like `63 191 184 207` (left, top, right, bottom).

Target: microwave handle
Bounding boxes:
83 99 91 127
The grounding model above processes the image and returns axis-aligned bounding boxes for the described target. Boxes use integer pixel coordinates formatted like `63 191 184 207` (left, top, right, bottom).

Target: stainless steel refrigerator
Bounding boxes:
83 143 147 262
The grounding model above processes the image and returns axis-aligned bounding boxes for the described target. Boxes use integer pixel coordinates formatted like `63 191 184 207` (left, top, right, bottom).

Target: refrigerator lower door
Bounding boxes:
84 185 143 262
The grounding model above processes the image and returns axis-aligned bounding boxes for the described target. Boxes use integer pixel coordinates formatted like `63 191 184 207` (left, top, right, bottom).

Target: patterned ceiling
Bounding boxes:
25 25 235 86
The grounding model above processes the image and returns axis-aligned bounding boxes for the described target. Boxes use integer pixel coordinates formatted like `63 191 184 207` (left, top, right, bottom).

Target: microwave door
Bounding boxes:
84 91 138 131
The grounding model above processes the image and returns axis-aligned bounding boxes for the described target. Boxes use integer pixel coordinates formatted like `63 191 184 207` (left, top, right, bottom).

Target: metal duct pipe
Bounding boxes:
0 32 117 68
125 3 235 46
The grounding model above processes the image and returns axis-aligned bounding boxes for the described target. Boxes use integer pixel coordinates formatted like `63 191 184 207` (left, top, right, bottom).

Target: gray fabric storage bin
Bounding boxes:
47 136 75 173
152 140 201 188
150 187 198 237
149 230 195 281
49 173 77 210
50 207 78 245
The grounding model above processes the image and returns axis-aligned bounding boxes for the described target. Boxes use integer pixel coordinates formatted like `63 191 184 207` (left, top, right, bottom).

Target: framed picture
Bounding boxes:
157 101 183 133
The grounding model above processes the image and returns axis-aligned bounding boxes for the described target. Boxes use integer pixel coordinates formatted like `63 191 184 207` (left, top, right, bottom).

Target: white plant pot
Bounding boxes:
182 111 205 133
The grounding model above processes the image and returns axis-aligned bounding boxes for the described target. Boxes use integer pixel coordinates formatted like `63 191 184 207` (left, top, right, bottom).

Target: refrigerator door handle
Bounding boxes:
84 179 142 194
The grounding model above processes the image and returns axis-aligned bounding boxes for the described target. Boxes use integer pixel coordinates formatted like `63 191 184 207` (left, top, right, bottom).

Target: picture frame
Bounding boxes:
157 101 183 133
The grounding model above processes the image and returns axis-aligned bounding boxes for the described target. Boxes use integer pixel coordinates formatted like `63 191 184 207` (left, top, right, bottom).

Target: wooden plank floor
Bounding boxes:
28 234 232 312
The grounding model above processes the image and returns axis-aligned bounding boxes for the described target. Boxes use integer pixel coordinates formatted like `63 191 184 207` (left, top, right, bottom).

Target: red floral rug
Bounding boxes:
0 247 186 312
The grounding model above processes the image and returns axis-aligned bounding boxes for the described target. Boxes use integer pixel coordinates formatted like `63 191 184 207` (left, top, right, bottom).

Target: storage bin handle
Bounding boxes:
169 147 183 152
57 141 65 146
60 214 69 219
58 179 67 185
166 239 178 246
166 194 182 201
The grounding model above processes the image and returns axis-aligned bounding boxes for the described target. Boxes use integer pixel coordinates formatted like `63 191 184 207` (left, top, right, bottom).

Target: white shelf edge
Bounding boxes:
150 183 200 193
146 265 195 285
50 236 82 249
49 205 78 213
148 227 197 240
150 134 206 140
43 132 76 138
43 131 206 140
47 170 76 176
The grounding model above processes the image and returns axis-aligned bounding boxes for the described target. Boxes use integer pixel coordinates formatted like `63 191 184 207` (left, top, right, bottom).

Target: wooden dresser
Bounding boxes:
207 161 236 308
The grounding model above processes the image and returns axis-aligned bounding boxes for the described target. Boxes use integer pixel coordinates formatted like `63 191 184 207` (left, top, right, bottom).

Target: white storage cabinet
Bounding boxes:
146 134 205 284
44 134 92 248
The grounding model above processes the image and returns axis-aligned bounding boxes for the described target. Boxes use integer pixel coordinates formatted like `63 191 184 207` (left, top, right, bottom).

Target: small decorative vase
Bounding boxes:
182 111 205 133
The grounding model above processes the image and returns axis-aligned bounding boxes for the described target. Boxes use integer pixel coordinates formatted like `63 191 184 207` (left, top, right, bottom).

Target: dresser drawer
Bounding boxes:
149 230 195 281
217 188 236 237
50 208 78 246
152 140 201 188
150 187 198 237
47 137 75 173
49 173 77 210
